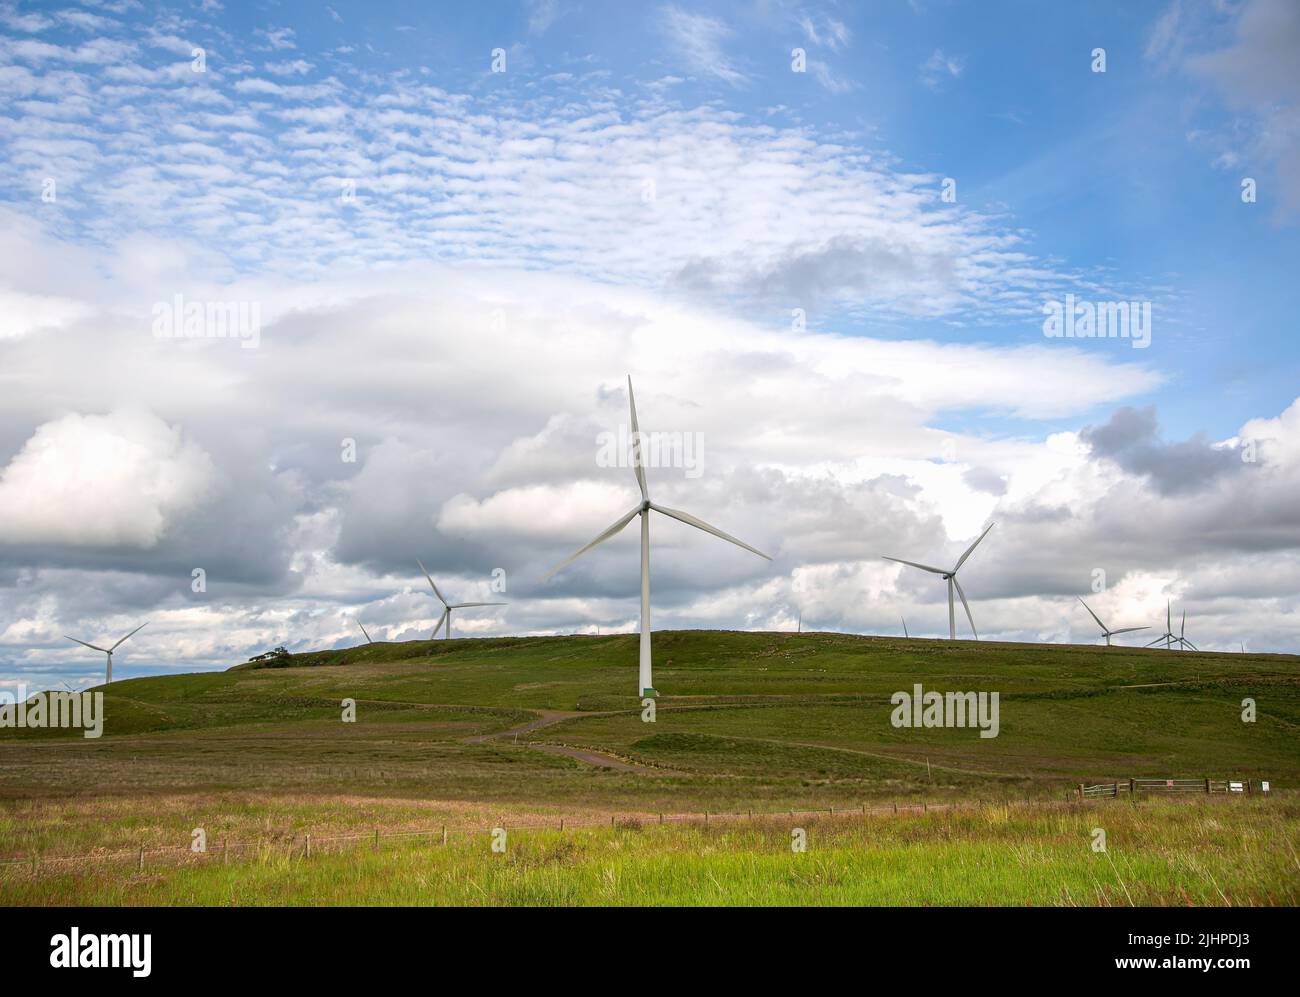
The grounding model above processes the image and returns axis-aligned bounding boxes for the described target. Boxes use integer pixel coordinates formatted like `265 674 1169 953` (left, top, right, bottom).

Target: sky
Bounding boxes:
1 0 1298 690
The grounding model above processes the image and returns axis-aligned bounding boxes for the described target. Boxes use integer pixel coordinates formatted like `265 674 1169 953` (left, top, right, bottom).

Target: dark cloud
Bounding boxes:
1081 405 1245 495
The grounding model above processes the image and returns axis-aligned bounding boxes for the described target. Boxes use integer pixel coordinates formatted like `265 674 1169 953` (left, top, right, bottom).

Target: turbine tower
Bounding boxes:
416 561 506 639
1077 598 1149 646
64 622 148 685
881 524 995 640
543 376 771 696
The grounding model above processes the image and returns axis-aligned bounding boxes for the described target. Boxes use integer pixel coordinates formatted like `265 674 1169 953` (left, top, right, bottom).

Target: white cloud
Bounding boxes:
920 48 964 91
0 411 217 548
659 5 746 86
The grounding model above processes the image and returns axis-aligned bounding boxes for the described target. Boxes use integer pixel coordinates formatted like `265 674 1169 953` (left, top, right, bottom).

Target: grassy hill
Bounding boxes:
3 630 1297 905
3 630 1297 797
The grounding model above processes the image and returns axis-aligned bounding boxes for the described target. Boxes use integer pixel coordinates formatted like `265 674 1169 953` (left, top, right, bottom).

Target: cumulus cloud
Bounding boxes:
0 410 216 547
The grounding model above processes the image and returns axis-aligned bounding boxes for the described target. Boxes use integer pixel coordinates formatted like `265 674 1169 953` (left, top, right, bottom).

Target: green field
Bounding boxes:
2 631 1297 905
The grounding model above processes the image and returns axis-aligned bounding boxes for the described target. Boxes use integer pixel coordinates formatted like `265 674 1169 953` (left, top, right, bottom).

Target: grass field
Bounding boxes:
2 630 1297 905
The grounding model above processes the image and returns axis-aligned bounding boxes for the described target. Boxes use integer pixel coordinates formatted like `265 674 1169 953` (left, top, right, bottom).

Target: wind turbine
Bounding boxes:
64 622 148 684
1174 609 1197 651
1149 603 1180 649
881 524 995 640
1077 598 1149 646
357 619 373 644
416 561 506 639
543 376 771 696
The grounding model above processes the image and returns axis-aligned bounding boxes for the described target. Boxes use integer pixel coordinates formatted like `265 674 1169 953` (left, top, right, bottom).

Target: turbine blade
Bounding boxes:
881 555 947 575
1181 638 1198 651
954 522 995 572
65 636 109 653
1180 609 1186 638
541 505 642 580
953 576 978 640
358 620 372 643
649 503 771 560
627 376 649 502
416 560 448 607
431 608 448 639
109 621 148 651
1077 597 1107 632
1109 626 1150 635
447 602 507 609
1144 634 1168 647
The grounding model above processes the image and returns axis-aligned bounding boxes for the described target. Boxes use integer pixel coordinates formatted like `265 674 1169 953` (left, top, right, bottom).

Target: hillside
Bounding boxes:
3 631 1296 810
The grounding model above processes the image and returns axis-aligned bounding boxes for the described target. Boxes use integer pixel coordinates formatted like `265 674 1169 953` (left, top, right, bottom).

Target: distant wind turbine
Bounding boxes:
64 622 148 684
416 561 506 639
1077 598 1149 646
1175 609 1197 651
881 524 995 640
543 376 771 696
1146 600 1196 650
902 616 909 639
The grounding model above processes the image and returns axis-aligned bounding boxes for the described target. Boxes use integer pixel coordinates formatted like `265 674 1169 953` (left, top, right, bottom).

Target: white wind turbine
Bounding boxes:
543 377 771 696
64 622 148 685
1145 600 1197 650
416 561 506 639
1077 598 1149 646
881 524 995 640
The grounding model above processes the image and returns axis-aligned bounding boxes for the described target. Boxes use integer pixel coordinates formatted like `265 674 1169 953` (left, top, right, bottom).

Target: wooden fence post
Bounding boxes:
441 825 448 846
1078 783 1085 800
373 828 379 850
1205 777 1211 794
138 847 144 872
1129 778 1136 797
560 818 565 831
304 834 311 858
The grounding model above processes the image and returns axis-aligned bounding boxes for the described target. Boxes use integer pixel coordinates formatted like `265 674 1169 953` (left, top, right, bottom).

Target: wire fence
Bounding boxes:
0 796 1045 877
1 783 1275 878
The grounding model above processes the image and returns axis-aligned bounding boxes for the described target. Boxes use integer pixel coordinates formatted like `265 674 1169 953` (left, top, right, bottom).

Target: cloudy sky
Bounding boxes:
2 0 1298 690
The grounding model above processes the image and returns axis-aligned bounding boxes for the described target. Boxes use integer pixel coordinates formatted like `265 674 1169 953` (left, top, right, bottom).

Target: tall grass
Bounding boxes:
3 797 1295 906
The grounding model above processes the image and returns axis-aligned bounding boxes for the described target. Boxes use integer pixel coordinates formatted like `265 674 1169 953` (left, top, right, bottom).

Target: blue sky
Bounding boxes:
5 0 1295 436
1 0 1299 685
